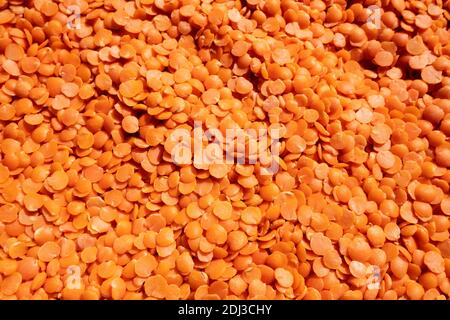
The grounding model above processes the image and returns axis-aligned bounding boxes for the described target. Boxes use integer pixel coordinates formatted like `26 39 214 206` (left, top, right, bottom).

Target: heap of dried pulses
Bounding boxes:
0 0 449 300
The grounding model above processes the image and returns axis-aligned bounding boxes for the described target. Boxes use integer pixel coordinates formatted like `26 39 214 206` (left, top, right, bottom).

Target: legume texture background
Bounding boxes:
0 0 450 300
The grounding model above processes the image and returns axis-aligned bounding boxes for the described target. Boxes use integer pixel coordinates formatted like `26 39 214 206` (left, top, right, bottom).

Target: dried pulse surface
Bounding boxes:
0 0 450 300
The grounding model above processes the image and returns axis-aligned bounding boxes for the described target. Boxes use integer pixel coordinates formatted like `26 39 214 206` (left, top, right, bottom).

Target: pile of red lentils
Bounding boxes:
0 0 449 300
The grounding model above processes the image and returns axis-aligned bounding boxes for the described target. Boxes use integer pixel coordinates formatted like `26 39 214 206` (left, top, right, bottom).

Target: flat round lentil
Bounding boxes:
122 115 139 134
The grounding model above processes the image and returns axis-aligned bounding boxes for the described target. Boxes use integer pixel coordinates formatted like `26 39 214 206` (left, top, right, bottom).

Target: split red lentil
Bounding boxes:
0 0 449 301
